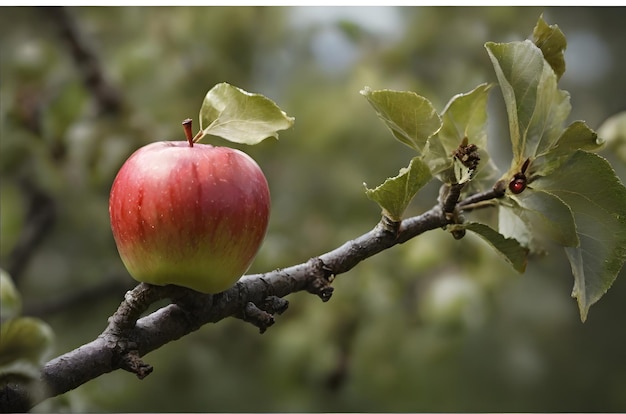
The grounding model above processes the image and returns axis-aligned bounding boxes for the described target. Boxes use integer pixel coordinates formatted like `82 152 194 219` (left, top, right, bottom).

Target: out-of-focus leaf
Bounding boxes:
464 222 528 272
425 83 491 179
0 360 42 383
0 270 21 321
598 111 626 163
485 40 570 166
199 82 295 145
364 157 432 221
0 182 28 257
0 317 54 367
360 87 442 154
533 150 626 321
532 14 567 81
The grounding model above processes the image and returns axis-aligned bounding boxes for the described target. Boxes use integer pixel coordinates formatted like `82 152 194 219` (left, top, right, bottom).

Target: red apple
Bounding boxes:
109 123 270 294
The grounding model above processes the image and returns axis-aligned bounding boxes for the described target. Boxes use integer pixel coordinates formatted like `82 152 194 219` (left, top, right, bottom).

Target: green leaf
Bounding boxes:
498 203 533 250
548 120 604 156
0 270 21 321
425 83 492 181
464 222 528 272
452 156 473 185
532 150 626 321
364 157 432 221
509 189 578 247
360 87 442 154
199 82 295 145
0 317 54 367
532 14 567 81
536 121 604 175
485 40 570 165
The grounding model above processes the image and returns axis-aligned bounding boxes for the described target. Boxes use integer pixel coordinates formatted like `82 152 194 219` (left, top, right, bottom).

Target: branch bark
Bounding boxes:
0 184 502 412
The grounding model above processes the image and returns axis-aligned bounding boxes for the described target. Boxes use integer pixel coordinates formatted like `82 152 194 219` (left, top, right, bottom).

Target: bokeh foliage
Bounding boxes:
1 6 626 412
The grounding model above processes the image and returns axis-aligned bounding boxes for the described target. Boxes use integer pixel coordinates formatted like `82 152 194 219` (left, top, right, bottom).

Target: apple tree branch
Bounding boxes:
0 182 508 412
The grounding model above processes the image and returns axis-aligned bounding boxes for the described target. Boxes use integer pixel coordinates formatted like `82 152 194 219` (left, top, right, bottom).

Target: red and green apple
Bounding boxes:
109 120 270 294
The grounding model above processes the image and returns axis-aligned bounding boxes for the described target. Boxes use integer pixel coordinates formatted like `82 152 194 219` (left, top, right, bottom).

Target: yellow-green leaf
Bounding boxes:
532 14 567 81
536 121 604 176
199 83 295 145
425 83 494 183
360 87 442 154
485 40 570 166
364 157 432 222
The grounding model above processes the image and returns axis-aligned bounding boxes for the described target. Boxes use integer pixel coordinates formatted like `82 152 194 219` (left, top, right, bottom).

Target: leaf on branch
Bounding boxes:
485 40 571 166
364 157 432 221
507 188 578 248
464 222 528 273
532 14 567 81
535 121 604 175
425 83 492 180
199 82 295 145
532 150 626 321
452 156 474 185
547 120 604 156
360 87 442 154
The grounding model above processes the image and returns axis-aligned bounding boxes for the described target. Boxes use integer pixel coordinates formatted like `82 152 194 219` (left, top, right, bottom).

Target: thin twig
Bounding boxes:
458 184 506 210
44 7 123 115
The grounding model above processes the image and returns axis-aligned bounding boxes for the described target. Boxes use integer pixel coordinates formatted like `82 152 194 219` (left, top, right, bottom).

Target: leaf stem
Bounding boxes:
192 130 205 144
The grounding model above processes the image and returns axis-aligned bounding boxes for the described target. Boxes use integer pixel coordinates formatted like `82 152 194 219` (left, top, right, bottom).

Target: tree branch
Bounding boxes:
1 185 506 412
458 182 506 211
44 6 123 115
4 179 56 285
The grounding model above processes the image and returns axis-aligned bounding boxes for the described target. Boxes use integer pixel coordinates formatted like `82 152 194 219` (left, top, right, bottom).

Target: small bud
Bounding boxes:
509 176 527 194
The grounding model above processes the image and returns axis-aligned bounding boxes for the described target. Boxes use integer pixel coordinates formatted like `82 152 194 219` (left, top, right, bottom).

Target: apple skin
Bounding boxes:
109 141 270 294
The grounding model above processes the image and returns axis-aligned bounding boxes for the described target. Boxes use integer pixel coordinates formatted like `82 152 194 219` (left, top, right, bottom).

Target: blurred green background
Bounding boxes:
1 6 625 412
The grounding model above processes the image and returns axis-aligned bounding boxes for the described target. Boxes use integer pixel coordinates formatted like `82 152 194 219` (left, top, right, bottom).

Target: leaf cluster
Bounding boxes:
356 15 626 321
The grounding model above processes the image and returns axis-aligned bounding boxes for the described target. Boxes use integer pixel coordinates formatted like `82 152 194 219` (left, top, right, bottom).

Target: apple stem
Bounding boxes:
182 118 194 147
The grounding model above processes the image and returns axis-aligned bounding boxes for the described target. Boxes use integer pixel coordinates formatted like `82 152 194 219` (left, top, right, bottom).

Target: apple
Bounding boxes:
108 119 271 294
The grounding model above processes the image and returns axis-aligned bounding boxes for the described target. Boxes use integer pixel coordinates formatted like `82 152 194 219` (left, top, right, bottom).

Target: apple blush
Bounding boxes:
109 119 270 294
